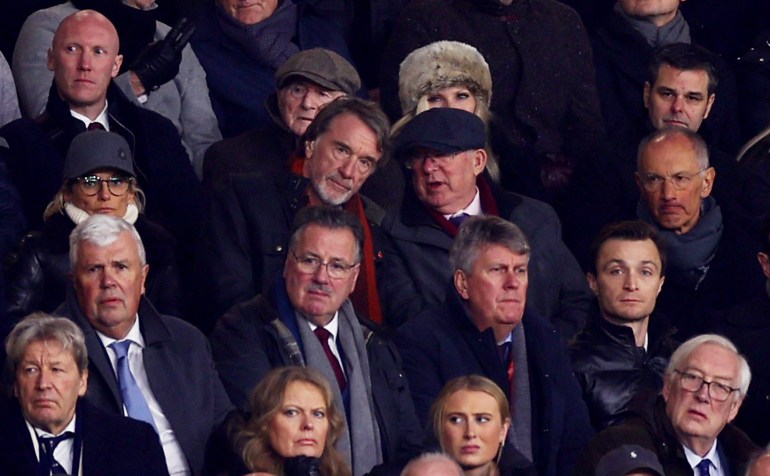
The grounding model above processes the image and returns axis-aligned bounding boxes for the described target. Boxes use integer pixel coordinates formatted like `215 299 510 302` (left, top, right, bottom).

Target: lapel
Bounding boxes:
136 298 174 418
1 402 42 475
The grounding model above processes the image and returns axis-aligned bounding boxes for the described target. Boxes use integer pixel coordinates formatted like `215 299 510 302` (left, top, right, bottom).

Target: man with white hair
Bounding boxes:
575 334 759 475
400 453 463 476
56 214 232 475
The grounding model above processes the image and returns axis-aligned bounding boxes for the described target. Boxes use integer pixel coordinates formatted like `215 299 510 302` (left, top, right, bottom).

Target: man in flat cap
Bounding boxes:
380 107 590 339
202 47 403 208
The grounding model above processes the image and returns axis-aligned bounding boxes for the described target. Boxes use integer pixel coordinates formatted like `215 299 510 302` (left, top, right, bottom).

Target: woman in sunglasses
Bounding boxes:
4 130 181 324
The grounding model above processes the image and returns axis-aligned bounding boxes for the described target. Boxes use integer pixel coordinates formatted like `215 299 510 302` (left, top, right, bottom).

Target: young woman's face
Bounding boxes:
424 86 478 114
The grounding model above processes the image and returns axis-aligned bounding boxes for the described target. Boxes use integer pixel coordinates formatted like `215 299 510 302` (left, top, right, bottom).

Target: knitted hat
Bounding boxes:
63 131 135 178
398 41 492 115
275 48 361 95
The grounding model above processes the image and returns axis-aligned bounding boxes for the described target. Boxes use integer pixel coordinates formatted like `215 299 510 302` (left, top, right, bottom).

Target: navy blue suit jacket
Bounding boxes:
395 285 593 476
0 398 168 475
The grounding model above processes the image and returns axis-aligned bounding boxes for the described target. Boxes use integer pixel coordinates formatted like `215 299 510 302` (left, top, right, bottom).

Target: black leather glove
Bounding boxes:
283 455 322 476
130 17 195 92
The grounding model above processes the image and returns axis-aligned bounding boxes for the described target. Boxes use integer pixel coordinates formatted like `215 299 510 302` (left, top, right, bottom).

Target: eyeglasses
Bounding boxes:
405 151 462 170
673 369 739 402
637 169 707 192
290 250 359 279
75 176 133 196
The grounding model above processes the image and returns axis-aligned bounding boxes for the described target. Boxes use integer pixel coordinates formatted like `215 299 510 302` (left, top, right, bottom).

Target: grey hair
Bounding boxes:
637 126 710 171
69 214 146 272
449 215 530 274
666 334 752 397
5 312 88 377
288 206 364 263
400 452 464 476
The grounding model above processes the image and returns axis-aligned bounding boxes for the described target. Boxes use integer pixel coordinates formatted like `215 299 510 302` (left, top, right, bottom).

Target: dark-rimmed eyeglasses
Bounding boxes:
74 175 132 196
673 369 739 402
637 169 707 192
290 250 359 279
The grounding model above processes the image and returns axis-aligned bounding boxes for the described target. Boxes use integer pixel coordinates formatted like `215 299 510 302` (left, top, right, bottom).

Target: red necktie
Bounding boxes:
314 327 347 391
87 122 105 131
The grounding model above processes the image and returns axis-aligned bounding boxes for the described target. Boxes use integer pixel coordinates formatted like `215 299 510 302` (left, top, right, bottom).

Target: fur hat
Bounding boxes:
398 41 492 115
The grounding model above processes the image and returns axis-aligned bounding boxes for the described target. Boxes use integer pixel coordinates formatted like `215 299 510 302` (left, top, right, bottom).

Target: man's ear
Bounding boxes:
643 81 652 109
703 93 716 119
47 48 55 72
700 167 715 198
472 149 487 176
304 139 315 160
586 273 599 296
454 270 470 299
757 252 770 279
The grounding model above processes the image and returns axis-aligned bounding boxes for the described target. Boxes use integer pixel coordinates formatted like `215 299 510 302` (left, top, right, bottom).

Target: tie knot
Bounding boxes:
314 327 332 341
110 340 132 358
697 458 712 476
87 122 105 131
449 213 470 228
39 431 74 450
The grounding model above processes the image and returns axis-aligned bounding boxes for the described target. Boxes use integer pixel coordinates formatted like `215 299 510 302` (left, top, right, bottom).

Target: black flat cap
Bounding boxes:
394 108 486 159
595 445 665 476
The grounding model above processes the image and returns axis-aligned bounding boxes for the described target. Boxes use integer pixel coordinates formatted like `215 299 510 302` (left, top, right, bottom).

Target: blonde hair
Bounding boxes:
233 367 351 476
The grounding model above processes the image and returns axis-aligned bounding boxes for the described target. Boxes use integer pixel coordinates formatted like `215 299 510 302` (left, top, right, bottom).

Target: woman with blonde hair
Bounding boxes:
232 366 351 476
430 375 535 476
394 40 499 180
4 131 181 322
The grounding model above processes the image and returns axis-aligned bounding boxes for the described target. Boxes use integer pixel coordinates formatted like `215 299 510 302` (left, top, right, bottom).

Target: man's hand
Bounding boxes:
129 17 195 93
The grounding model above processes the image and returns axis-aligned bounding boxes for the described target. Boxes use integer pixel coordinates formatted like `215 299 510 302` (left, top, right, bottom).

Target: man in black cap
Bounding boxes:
595 445 664 476
201 48 404 208
380 107 590 339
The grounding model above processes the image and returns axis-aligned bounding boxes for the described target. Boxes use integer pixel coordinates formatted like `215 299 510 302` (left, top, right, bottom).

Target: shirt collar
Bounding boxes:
70 101 109 131
443 187 482 220
29 414 77 438
306 312 340 340
95 315 145 349
683 439 722 473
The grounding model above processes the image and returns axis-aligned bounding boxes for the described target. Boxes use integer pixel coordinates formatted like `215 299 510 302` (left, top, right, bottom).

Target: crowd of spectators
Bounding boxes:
1 0 770 474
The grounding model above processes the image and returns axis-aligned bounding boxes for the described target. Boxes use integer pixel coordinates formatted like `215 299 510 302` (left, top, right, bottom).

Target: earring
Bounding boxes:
495 440 505 465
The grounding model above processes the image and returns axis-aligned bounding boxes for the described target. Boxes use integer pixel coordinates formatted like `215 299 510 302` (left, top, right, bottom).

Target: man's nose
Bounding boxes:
671 95 685 112
623 272 638 290
339 157 357 178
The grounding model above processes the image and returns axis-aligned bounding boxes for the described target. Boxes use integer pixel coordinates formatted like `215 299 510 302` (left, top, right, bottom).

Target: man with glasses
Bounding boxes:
197 97 390 331
380 107 590 339
635 127 763 337
210 205 422 475
575 334 758 475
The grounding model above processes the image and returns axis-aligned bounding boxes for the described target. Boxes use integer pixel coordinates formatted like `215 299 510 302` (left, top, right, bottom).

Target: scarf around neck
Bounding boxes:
614 2 691 47
637 196 723 289
64 202 139 224
215 0 299 69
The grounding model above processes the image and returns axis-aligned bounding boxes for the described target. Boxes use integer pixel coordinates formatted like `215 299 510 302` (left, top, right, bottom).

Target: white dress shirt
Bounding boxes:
70 102 109 131
25 417 80 475
683 440 725 476
442 187 482 220
306 311 346 376
97 317 190 476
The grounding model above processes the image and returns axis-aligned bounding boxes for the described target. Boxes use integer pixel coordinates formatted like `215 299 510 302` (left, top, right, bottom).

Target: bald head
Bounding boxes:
401 453 463 476
748 453 770 476
48 10 123 119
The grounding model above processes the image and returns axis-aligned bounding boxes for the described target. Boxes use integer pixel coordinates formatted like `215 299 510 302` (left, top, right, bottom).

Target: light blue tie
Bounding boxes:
110 340 157 432
696 458 711 476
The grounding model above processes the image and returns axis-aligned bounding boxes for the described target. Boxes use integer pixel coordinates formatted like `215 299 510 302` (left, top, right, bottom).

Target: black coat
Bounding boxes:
569 305 679 430
0 398 168 475
209 281 423 474
4 213 182 324
714 292 770 446
395 285 593 476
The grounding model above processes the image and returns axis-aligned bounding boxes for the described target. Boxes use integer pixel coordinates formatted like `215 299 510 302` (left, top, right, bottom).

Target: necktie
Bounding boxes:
313 327 347 391
696 458 711 476
110 340 157 432
449 213 470 228
87 122 104 131
38 432 73 475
